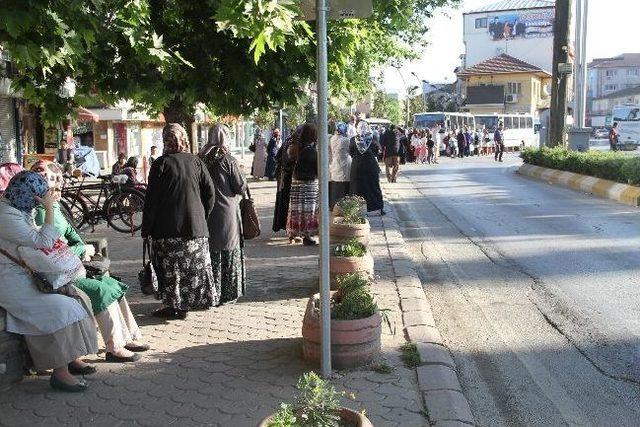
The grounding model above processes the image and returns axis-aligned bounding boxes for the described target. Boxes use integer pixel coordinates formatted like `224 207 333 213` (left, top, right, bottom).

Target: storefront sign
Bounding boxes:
44 128 59 149
114 123 127 156
487 9 554 40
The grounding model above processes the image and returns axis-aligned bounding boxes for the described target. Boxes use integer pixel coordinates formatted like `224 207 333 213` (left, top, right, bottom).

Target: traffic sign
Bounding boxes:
298 0 373 20
558 62 573 75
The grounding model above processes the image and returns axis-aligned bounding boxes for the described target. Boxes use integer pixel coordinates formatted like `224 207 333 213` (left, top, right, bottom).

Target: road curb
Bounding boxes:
380 199 475 426
518 163 640 207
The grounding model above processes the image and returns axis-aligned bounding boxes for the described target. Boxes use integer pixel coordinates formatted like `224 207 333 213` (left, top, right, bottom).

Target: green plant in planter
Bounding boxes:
332 238 367 258
337 196 366 225
332 273 394 334
268 372 344 427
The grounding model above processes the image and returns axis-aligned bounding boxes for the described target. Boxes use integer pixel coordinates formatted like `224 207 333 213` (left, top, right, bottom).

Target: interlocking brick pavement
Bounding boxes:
0 175 428 427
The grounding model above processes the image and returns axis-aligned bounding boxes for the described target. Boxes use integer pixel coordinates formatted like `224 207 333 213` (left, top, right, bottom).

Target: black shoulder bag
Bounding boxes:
138 238 159 298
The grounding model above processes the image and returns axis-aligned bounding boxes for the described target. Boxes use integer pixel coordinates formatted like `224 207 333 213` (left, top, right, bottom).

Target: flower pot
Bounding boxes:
330 217 370 246
258 407 373 427
332 202 367 218
302 294 381 370
329 251 374 290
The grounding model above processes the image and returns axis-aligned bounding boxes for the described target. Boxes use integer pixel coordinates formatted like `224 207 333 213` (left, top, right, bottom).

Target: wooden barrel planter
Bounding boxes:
330 217 370 245
302 294 381 370
330 251 374 290
259 407 373 427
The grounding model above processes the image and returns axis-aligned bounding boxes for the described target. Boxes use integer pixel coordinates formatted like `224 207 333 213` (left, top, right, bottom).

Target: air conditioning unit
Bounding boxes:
505 94 518 103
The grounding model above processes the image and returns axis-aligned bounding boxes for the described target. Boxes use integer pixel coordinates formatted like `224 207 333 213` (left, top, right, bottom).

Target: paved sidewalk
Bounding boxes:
0 176 427 426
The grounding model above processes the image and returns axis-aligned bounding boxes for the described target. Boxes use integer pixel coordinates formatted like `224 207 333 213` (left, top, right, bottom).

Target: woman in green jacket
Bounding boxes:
32 161 148 365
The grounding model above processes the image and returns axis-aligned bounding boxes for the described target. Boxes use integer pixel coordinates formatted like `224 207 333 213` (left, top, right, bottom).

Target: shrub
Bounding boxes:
331 273 393 333
332 238 366 257
336 196 366 225
521 147 640 185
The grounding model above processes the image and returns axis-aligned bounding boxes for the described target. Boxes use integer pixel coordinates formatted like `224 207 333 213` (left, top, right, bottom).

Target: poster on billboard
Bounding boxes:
487 9 554 40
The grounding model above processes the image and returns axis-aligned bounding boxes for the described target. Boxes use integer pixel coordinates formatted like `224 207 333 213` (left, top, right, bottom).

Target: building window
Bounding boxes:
604 84 618 91
627 68 640 76
507 82 522 95
475 18 488 28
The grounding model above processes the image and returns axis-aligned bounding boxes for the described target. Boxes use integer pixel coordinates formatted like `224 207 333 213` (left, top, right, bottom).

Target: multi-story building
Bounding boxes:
590 85 640 127
458 0 555 117
587 53 640 125
462 0 555 72
457 54 552 115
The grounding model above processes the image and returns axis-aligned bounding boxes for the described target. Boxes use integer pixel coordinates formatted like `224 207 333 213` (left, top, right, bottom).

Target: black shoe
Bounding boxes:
303 237 317 246
50 375 87 393
380 209 386 216
68 363 97 376
152 307 188 320
124 343 150 352
105 352 142 363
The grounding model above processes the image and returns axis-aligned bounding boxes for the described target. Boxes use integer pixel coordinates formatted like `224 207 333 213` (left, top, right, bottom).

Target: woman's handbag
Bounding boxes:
138 238 159 297
0 247 60 294
240 187 261 240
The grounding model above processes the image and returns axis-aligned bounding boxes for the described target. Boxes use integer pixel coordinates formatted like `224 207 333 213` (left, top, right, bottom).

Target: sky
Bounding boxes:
383 0 640 96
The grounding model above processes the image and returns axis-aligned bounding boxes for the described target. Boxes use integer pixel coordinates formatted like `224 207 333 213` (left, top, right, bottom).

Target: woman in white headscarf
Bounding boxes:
251 127 267 179
349 120 385 215
200 125 248 303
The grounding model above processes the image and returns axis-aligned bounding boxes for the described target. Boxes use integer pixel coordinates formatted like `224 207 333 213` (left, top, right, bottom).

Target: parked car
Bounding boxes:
593 128 609 139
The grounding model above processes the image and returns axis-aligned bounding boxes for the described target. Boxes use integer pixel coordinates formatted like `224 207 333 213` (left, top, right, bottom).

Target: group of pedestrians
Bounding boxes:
271 118 386 246
251 127 281 180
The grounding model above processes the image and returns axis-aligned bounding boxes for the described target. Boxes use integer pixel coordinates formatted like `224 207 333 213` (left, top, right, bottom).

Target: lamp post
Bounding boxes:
410 72 426 111
392 65 410 126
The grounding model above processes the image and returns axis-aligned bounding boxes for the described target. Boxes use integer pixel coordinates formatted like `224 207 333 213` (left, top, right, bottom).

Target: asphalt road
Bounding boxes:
384 153 640 426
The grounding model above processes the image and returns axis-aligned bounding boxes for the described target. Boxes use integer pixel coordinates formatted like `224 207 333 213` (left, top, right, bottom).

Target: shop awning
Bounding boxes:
77 106 99 123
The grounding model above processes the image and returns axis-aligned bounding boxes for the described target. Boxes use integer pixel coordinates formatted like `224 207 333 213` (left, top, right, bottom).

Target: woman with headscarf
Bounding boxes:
328 122 351 208
272 125 302 233
286 123 319 245
199 125 248 304
31 160 148 363
251 127 267 179
142 124 218 320
0 171 98 392
349 120 385 215
264 128 281 181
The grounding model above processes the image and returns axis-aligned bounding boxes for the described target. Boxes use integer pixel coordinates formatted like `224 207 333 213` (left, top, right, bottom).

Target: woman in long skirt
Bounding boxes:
272 126 302 232
251 127 267 179
142 124 219 320
286 123 319 246
265 128 281 180
328 122 351 208
200 125 247 304
349 121 385 215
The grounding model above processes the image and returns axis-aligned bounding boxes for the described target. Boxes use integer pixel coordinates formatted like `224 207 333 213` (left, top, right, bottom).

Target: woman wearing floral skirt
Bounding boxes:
286 123 319 246
200 125 248 303
142 124 218 320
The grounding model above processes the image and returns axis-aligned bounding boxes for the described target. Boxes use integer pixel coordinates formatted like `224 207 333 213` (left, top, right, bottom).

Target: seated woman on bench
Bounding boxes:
30 160 149 364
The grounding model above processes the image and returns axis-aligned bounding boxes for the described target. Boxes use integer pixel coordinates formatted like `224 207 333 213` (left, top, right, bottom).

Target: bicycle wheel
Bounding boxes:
105 188 145 233
60 192 88 230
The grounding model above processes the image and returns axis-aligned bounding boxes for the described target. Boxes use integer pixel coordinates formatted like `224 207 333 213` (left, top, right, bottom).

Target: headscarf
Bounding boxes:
199 124 230 158
3 171 49 212
355 120 374 154
162 123 189 154
336 122 348 137
125 156 138 169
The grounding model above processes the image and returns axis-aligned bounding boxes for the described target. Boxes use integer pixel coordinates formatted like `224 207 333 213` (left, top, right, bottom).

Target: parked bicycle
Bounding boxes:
61 173 146 234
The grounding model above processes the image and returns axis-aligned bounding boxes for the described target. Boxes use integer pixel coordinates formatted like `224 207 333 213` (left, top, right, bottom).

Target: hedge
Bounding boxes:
521 147 640 186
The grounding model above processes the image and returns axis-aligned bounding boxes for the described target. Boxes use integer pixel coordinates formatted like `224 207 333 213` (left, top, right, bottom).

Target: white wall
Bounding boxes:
463 7 554 72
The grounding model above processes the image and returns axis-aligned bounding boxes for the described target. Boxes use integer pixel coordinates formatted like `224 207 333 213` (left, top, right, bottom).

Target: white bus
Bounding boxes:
474 113 537 149
612 105 640 146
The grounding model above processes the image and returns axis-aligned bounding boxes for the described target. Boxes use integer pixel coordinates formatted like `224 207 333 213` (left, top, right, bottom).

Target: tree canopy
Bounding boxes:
0 0 459 123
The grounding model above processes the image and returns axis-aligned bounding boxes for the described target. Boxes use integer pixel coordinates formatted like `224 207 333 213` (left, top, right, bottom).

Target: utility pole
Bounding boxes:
549 0 572 147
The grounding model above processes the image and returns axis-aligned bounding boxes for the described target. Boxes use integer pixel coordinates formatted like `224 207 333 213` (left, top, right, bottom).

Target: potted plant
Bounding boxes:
330 197 370 246
332 195 366 218
259 371 373 426
302 273 390 369
329 238 374 289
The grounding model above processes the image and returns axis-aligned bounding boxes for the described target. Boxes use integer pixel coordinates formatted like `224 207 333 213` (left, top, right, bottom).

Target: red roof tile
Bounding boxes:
457 54 550 76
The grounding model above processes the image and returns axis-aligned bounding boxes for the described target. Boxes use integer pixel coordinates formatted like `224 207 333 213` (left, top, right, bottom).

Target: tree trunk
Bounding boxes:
163 97 196 153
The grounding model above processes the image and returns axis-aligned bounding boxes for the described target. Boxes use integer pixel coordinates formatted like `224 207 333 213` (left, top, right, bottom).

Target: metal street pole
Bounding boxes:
316 0 331 378
392 66 409 126
411 72 426 111
575 0 589 127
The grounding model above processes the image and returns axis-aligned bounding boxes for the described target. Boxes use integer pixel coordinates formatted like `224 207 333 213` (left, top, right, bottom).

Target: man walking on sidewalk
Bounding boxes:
494 122 505 162
381 125 401 183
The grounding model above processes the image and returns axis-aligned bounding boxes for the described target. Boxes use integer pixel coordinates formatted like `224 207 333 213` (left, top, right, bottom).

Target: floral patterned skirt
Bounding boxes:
210 245 246 304
286 179 319 238
152 237 219 310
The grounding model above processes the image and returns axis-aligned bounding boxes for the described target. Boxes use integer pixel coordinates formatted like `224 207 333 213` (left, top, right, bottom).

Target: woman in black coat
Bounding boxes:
349 122 385 215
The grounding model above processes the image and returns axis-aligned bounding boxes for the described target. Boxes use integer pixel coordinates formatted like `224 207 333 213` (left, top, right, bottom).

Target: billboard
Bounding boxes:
487 9 554 40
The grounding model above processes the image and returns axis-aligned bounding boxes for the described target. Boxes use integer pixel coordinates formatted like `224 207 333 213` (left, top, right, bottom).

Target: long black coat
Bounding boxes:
349 138 384 212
